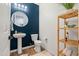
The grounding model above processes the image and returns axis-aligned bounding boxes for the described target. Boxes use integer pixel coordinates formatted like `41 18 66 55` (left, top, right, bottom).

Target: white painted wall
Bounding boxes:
0 3 10 56
39 3 66 55
39 3 79 55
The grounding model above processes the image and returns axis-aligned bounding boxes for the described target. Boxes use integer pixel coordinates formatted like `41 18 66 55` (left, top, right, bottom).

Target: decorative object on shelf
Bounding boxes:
65 21 76 28
65 37 67 42
66 24 76 28
62 3 75 9
65 32 69 42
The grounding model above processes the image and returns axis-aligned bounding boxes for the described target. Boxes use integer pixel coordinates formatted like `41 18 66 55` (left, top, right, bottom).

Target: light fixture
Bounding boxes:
24 6 27 11
18 4 21 7
25 6 27 9
21 5 24 8
14 3 27 12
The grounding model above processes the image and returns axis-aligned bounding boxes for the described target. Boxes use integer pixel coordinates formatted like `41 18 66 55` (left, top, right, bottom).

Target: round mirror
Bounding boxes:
11 11 28 27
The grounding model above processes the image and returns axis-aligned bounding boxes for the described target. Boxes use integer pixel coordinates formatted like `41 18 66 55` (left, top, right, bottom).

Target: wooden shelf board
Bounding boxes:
59 49 65 56
58 9 78 19
59 27 79 30
59 39 79 47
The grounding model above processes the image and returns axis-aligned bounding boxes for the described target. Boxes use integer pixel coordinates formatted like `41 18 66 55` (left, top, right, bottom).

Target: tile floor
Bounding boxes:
10 47 52 56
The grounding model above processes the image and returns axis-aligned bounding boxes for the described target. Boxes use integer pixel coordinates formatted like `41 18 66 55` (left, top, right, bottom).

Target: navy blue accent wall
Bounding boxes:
10 3 39 50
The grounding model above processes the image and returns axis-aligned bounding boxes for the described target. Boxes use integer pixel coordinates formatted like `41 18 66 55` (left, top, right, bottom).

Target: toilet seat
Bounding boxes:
34 40 41 43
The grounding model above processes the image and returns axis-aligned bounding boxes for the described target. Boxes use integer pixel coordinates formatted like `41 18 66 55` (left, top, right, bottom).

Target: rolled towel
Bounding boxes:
63 48 72 56
65 49 72 56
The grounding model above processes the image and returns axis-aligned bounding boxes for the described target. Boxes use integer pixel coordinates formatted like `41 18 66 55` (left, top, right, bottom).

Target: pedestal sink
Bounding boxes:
13 33 26 54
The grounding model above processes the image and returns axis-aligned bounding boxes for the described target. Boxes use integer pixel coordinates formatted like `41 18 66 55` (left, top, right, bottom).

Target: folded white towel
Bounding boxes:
63 48 72 56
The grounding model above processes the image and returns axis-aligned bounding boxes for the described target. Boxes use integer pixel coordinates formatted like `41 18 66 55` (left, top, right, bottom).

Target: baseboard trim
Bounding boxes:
10 45 34 53
45 50 55 56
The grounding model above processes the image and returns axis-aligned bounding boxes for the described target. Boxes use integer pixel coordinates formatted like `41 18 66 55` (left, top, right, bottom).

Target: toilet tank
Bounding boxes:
31 34 38 41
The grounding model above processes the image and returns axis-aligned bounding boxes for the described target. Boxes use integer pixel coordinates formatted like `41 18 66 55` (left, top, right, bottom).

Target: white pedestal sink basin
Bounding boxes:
13 33 26 54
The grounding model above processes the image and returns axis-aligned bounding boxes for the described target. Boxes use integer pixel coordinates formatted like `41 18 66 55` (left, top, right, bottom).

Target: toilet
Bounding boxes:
31 34 42 53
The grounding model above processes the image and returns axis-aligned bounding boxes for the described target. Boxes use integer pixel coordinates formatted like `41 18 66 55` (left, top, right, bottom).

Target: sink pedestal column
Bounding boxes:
13 33 26 54
18 38 22 54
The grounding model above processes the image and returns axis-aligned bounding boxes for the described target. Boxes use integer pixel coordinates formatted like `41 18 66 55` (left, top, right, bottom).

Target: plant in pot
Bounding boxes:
62 3 75 9
62 3 75 13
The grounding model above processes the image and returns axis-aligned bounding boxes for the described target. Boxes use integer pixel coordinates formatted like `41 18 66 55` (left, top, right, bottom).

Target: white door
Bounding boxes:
0 3 10 56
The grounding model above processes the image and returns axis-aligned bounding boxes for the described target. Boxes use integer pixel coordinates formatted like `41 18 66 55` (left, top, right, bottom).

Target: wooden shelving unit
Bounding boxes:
59 39 78 47
57 9 79 56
